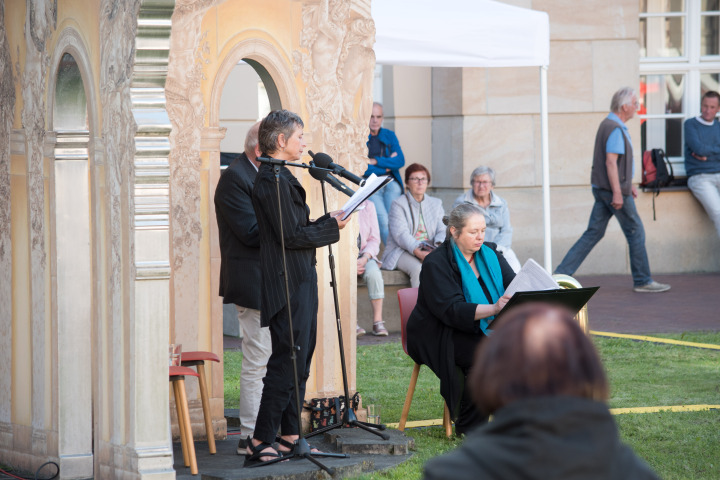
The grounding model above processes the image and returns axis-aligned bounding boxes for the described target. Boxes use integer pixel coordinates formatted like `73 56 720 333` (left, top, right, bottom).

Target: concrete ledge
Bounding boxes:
357 270 411 334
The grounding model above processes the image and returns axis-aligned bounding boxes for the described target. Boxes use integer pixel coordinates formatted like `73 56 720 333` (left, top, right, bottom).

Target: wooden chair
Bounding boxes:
397 287 453 438
169 366 199 475
180 351 221 454
552 274 590 333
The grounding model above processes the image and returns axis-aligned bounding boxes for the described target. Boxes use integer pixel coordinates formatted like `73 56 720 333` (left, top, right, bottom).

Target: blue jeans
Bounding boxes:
688 173 720 238
369 179 402 244
555 188 652 287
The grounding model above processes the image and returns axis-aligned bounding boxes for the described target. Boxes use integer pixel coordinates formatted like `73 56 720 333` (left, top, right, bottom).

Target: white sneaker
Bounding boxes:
633 281 671 293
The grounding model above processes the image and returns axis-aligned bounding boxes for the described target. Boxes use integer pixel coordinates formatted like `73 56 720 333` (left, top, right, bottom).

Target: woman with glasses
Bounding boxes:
452 166 521 272
381 163 446 288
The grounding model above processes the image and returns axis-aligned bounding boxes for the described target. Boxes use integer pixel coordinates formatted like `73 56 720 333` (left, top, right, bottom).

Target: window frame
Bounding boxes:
640 0 720 176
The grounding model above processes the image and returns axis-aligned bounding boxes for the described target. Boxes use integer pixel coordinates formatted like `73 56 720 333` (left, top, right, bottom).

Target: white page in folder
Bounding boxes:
504 258 559 298
340 174 391 220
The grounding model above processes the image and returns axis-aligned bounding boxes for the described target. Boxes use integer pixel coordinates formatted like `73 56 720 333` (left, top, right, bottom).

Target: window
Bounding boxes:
640 0 720 175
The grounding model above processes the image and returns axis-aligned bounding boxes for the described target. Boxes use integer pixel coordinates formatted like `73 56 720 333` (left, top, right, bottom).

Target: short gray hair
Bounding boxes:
258 109 304 155
470 166 496 187
610 87 637 113
444 202 485 241
244 121 261 158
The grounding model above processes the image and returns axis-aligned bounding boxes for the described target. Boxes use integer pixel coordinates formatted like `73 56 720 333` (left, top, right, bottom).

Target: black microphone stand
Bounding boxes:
247 157 347 475
305 178 390 441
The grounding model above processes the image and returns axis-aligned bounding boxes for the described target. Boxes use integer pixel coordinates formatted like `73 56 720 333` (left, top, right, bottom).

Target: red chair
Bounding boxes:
397 288 453 438
180 351 221 454
169 366 199 475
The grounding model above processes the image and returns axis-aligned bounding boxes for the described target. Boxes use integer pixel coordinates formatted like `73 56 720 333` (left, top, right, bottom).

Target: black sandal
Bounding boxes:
243 437 284 467
276 436 326 456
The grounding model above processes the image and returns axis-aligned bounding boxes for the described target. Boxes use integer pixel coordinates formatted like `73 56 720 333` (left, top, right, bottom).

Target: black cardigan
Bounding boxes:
424 396 659 480
406 240 514 419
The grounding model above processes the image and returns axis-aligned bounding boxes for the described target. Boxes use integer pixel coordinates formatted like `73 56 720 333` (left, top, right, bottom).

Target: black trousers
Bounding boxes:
254 272 318 443
452 329 488 435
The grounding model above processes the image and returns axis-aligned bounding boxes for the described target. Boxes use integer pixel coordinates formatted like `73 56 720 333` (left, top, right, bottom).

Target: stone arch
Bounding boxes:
47 26 98 134
209 37 301 126
46 27 95 478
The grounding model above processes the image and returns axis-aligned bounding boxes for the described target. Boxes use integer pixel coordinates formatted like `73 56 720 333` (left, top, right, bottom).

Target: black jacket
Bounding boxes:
214 154 261 309
424 396 659 480
252 163 339 326
407 240 514 419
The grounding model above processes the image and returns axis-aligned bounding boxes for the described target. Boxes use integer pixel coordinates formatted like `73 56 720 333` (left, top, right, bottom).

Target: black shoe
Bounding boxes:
236 436 249 455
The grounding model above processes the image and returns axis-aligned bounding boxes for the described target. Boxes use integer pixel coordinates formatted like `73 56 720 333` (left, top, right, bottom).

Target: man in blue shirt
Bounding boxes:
555 87 670 293
684 90 720 239
365 102 405 244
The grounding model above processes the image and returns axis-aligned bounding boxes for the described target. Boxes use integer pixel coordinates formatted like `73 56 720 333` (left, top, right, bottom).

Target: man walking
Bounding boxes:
555 87 670 293
214 122 272 452
684 90 720 238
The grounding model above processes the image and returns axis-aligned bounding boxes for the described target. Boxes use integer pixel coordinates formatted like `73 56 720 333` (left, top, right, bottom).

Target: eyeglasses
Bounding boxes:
408 177 428 184
472 180 492 186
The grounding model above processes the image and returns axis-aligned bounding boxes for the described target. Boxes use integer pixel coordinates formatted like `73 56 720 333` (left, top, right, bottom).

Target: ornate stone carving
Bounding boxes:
294 0 375 175
100 0 140 318
0 1 16 424
166 0 214 272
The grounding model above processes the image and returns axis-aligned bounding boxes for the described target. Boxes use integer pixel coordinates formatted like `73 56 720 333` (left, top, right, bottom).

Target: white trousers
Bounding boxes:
235 305 272 435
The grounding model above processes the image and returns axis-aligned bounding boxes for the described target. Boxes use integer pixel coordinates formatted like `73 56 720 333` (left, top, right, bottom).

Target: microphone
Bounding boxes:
309 162 355 197
308 151 366 187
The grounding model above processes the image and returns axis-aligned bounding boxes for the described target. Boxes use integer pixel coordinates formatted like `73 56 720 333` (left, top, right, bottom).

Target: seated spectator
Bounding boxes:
357 200 388 336
452 166 521 272
381 163 447 288
423 302 659 480
407 203 514 435
365 102 405 244
684 90 720 239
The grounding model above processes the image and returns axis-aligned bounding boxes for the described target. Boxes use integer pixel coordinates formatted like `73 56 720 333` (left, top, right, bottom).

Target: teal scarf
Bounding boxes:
451 239 505 335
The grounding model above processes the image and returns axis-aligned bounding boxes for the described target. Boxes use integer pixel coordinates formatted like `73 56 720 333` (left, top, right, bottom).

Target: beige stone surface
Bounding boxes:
463 114 539 187
548 41 593 113
432 68 463 116
391 66 432 117
592 40 640 112
534 0 638 41
486 67 540 114
548 112 607 186
461 68 487 115
394 116 432 173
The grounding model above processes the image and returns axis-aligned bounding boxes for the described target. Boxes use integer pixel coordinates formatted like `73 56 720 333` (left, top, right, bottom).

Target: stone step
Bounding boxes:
357 269 410 334
323 427 414 456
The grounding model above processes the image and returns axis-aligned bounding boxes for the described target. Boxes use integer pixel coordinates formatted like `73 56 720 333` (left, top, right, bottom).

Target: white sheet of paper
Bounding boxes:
504 258 559 298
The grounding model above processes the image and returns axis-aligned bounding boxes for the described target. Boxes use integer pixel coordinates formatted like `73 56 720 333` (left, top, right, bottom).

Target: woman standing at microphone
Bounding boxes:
246 110 350 464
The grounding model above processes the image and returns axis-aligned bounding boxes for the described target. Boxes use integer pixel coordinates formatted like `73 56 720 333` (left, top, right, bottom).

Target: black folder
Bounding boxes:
500 286 600 316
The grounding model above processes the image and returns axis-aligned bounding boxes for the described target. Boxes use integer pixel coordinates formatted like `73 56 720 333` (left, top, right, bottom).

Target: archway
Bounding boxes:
50 49 94 478
206 39 300 427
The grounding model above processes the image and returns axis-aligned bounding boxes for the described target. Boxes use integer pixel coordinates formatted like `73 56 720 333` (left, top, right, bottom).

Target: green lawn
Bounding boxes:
224 332 720 480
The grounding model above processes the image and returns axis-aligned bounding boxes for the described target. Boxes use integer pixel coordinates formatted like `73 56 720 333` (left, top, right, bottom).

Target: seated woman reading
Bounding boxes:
423 302 659 480
406 203 514 435
452 165 521 272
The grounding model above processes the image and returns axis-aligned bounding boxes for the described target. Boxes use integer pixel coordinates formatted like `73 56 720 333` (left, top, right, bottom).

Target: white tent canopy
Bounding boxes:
373 0 549 68
372 0 554 270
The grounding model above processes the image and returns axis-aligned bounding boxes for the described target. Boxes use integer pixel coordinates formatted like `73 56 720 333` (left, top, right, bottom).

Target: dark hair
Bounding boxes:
404 163 431 186
258 109 304 155
702 90 720 103
470 302 609 415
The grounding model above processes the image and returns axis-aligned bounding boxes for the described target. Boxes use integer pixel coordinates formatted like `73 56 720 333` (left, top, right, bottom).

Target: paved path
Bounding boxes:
226 273 720 352
576 273 720 334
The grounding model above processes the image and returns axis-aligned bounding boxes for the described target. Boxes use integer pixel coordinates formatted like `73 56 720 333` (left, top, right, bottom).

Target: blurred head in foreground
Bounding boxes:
470 302 609 416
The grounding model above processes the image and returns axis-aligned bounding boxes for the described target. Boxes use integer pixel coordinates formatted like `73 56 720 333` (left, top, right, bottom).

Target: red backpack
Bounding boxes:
640 148 674 220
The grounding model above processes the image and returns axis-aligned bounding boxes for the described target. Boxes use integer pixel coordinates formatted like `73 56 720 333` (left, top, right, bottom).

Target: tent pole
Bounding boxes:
540 65 552 272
